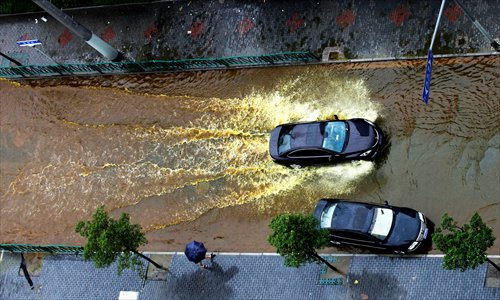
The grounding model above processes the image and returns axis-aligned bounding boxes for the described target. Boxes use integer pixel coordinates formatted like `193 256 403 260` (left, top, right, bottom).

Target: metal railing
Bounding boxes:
0 52 320 79
0 243 84 254
1 0 158 15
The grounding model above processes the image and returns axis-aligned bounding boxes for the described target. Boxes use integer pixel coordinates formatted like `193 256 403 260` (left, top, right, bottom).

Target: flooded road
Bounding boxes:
0 55 498 252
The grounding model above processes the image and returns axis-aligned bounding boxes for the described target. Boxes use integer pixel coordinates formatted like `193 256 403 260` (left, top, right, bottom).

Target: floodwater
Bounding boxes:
0 55 499 252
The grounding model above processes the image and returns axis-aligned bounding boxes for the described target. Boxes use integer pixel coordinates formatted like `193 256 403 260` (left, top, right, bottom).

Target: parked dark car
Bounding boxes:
313 199 429 254
269 117 383 168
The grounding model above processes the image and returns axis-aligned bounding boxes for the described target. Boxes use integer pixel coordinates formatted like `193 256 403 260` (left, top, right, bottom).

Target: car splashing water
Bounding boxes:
0 73 380 242
2 56 497 250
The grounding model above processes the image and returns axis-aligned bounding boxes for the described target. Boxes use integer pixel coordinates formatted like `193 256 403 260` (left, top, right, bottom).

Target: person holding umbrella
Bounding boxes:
184 241 216 269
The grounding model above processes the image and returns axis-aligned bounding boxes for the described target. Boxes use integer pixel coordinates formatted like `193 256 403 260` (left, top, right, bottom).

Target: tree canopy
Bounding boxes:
75 206 149 275
268 213 334 269
433 212 496 272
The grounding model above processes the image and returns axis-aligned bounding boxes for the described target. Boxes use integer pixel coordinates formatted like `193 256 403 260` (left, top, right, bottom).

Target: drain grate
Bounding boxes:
319 256 343 285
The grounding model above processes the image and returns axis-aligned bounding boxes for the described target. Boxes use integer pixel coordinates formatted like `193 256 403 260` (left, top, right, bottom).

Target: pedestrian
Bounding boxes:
184 240 216 270
198 253 216 269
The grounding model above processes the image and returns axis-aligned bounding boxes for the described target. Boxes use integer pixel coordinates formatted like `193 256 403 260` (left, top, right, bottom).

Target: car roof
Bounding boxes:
286 123 324 148
278 120 349 153
331 201 375 233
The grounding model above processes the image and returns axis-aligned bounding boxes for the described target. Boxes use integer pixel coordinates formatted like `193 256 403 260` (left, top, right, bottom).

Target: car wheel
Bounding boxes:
289 164 302 169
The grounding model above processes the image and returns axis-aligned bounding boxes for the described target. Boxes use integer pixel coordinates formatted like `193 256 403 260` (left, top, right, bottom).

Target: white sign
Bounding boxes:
118 291 138 300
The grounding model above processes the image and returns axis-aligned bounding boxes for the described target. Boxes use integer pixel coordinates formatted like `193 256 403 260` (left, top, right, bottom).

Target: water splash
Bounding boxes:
2 72 382 233
185 71 382 133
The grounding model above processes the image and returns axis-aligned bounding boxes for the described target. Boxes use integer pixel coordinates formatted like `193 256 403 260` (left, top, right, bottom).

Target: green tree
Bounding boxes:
75 206 164 275
268 213 340 272
433 212 498 272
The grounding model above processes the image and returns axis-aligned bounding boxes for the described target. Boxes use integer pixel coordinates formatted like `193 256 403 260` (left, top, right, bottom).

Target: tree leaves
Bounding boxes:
268 213 330 268
75 206 147 275
433 212 495 272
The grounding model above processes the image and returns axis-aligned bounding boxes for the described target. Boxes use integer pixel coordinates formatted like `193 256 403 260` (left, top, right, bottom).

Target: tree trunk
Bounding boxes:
486 257 500 272
128 248 165 270
311 252 343 274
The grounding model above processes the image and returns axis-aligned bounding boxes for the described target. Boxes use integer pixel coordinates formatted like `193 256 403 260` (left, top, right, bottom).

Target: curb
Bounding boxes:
141 251 500 259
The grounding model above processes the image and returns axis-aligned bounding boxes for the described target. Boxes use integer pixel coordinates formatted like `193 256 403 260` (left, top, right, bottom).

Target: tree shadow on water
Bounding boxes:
168 262 238 300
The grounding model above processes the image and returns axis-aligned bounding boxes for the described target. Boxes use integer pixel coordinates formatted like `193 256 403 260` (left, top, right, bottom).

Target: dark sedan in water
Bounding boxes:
313 199 429 254
269 117 383 168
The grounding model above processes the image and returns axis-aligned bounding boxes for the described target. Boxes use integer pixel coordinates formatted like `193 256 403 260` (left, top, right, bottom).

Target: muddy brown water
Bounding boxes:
0 55 498 253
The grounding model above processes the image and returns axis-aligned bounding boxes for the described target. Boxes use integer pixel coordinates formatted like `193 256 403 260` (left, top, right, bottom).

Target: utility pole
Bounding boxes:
32 0 123 62
422 0 447 105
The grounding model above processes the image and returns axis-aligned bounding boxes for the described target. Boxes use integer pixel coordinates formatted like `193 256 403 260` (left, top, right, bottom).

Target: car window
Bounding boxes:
334 231 373 242
322 121 346 152
331 231 349 238
320 203 337 228
278 132 292 155
288 149 330 158
368 208 394 240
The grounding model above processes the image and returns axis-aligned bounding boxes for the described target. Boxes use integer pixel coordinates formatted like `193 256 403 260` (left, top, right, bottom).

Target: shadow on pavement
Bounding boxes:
346 269 407 300
168 262 238 300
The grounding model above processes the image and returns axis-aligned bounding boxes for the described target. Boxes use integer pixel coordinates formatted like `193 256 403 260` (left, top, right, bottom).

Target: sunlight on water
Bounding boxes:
4 72 382 230
184 71 382 133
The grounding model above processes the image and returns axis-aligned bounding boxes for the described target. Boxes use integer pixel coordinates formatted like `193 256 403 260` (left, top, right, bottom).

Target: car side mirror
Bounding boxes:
334 114 339 120
384 201 389 206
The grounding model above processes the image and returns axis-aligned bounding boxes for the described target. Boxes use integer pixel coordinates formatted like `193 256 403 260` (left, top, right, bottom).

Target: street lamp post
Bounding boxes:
32 0 123 62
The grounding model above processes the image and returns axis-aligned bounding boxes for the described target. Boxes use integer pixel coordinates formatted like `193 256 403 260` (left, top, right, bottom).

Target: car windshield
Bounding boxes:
278 130 292 154
368 208 394 240
322 122 346 152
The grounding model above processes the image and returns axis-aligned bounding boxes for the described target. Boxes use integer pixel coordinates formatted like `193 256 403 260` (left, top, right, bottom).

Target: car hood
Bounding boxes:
343 120 377 153
386 210 420 246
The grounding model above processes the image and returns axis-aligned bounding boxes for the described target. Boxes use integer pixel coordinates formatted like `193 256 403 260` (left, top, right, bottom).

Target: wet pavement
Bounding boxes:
0 0 498 66
1 251 499 300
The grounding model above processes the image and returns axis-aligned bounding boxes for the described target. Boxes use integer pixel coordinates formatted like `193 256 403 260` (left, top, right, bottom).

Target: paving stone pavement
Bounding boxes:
1 252 499 299
0 0 498 67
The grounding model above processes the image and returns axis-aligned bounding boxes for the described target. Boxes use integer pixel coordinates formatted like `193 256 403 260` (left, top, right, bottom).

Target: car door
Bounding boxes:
286 149 332 165
332 231 386 250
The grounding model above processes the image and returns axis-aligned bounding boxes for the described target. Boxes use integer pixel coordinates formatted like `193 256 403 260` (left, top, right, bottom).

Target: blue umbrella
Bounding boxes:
184 241 207 264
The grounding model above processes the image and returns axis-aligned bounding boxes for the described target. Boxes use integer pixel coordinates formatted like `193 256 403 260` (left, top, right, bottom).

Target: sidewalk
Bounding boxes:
1 251 499 299
0 0 498 67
